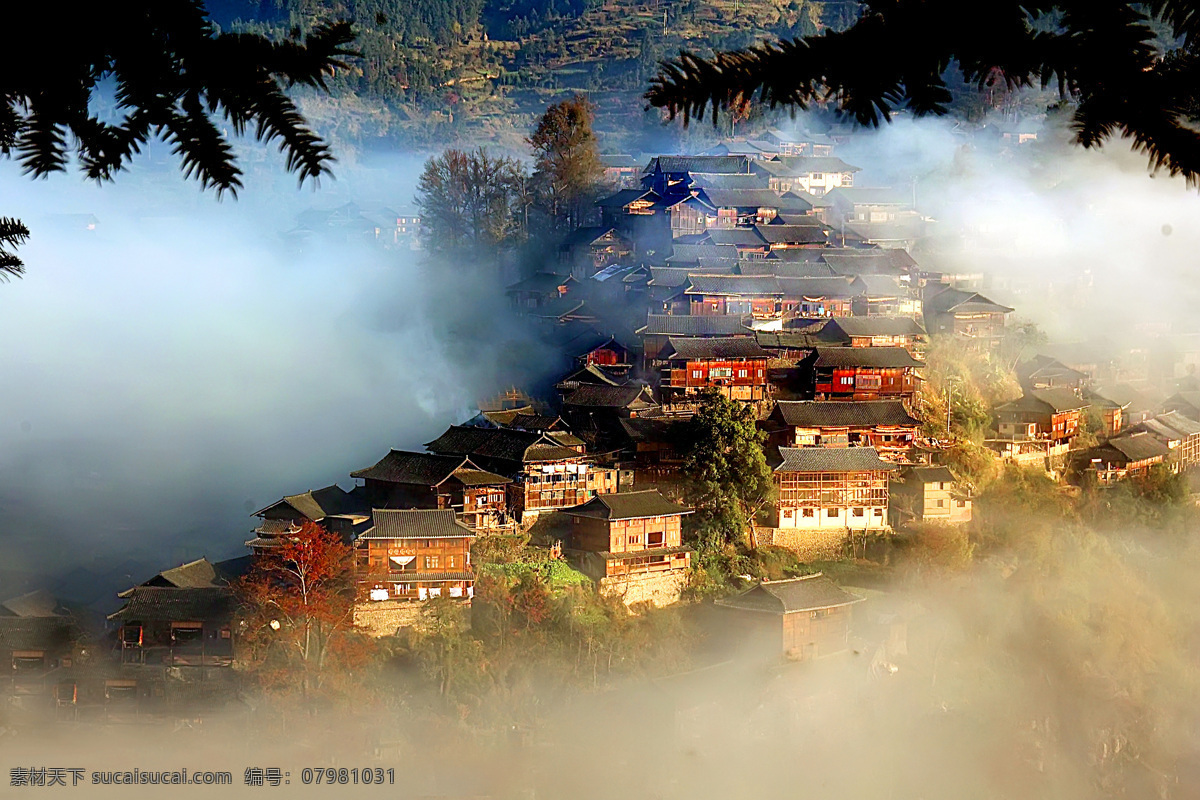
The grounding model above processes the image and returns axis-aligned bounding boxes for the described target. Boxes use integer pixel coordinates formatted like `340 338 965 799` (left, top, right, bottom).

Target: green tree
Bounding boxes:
2 1 354 274
415 147 528 258
647 2 1200 185
529 94 602 234
677 390 774 546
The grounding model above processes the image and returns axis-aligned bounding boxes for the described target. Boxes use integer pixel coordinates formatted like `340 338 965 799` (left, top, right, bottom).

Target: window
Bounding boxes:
957 500 967 508
737 369 747 378
852 508 865 517
936 499 945 508
826 508 839 517
647 531 665 547
426 555 440 569
873 508 883 516
802 508 814 517
691 370 702 378
447 555 457 568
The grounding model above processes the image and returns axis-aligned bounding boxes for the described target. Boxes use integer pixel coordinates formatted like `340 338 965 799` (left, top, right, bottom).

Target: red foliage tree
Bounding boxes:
236 521 358 697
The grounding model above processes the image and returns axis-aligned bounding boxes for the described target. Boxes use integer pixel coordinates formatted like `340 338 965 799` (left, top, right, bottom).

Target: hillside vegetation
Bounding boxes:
206 0 861 147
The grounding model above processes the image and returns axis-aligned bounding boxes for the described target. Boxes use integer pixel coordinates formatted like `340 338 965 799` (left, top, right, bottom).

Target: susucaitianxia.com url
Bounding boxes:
9 767 232 786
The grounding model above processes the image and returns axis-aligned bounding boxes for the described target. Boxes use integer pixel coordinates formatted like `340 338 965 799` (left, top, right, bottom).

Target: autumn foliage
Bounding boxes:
235 521 365 699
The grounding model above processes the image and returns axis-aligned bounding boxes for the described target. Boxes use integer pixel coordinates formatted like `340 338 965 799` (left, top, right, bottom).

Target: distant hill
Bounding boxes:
204 0 862 149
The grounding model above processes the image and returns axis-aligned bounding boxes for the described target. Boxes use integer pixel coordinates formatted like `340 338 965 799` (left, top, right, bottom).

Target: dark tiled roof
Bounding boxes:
854 274 905 296
766 156 861 175
715 574 862 614
452 468 512 486
755 223 829 245
925 286 1013 315
663 336 771 360
905 466 955 484
108 587 237 622
564 490 692 520
361 509 474 540
0 590 65 618
646 156 752 174
666 243 740 263
775 276 860 297
825 317 926 338
254 484 356 521
0 616 79 650
556 364 629 388
147 558 223 590
1165 391 1200 412
639 313 754 337
425 426 547 464
813 347 924 368
705 228 767 248
597 188 658 207
701 189 792 209
560 225 618 248
820 249 917 274
509 413 565 432
617 416 686 443
998 389 1089 414
564 384 658 409
686 274 778 295
649 267 713 288
772 400 919 428
686 172 769 190
505 272 573 294
1147 411 1200 437
737 261 838 278
755 330 823 350
1091 433 1171 463
824 187 912 206
351 450 472 485
773 446 899 472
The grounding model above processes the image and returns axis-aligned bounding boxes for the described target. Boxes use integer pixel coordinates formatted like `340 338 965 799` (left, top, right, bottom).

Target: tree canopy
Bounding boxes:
1 0 354 275
647 1 1200 185
677 389 774 546
529 94 602 233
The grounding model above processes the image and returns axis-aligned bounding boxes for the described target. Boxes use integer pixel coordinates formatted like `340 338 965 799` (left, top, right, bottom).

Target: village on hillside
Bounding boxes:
5 121 1200 732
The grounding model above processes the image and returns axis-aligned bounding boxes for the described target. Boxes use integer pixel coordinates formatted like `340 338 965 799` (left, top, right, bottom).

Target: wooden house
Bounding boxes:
714 574 863 661
615 417 688 470
1074 432 1171 486
1017 355 1089 391
893 466 972 525
821 317 927 351
754 221 830 250
752 156 861 195
599 154 643 188
762 128 836 157
994 389 1089 446
597 188 660 235
804 347 924 404
704 139 779 158
1162 391 1200 422
562 383 659 420
765 400 920 459
641 156 753 195
356 509 474 601
0 592 82 709
769 446 898 530
562 490 693 607
819 248 918 276
637 312 754 364
348 450 512 532
424 426 619 523
1127 411 1200 471
823 187 914 227
110 582 236 668
655 336 771 405
923 286 1014 346
505 273 577 311
558 226 633 280
247 484 369 551
678 274 860 319
570 333 633 371
1082 388 1129 436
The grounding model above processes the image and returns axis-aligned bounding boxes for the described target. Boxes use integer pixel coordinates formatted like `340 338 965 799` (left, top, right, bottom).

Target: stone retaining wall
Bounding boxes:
754 526 850 562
